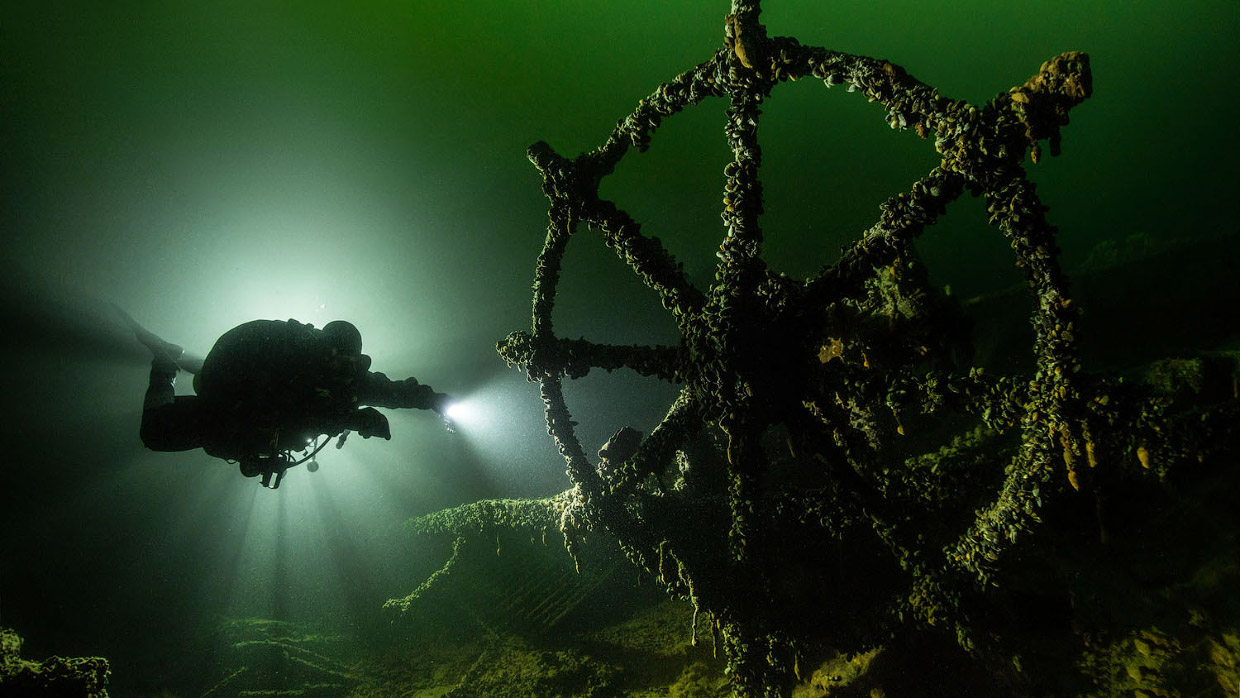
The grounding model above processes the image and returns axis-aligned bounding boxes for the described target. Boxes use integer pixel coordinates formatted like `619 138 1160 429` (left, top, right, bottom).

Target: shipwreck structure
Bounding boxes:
391 1 1240 696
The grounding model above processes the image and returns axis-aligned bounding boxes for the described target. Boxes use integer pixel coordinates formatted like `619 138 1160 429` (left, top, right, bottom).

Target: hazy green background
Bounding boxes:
2 0 1237 693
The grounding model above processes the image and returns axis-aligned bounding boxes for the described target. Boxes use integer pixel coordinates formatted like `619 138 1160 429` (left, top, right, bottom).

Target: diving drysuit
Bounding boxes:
126 312 448 487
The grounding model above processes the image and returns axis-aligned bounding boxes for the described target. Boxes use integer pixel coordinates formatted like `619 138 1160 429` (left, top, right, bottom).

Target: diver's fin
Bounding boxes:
111 303 185 363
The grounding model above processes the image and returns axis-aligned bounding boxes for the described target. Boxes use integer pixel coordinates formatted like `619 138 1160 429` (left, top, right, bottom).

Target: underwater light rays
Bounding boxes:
269 492 291 622
196 446 425 629
198 483 261 622
305 472 386 631
310 446 426 522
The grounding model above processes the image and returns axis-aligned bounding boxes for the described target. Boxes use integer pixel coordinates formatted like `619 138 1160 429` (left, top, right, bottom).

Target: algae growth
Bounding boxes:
0 628 110 698
392 0 1240 696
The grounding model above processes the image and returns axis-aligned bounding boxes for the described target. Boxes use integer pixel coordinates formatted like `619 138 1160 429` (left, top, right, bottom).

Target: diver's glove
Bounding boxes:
428 391 452 416
350 407 392 440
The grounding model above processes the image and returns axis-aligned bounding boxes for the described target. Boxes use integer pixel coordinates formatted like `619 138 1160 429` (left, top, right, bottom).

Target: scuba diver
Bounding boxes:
119 308 451 488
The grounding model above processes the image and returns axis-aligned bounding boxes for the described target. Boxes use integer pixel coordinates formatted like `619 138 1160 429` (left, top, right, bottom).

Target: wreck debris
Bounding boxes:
0 628 110 698
394 1 1239 696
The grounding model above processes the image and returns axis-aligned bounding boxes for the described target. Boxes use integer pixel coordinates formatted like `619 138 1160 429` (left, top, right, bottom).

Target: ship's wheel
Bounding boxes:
497 5 1092 693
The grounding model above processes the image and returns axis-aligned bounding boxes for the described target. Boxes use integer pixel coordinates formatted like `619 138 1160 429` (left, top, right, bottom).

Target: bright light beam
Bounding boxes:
444 399 479 427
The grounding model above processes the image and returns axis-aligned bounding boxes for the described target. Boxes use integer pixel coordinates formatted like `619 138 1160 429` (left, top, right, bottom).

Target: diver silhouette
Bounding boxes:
118 308 450 488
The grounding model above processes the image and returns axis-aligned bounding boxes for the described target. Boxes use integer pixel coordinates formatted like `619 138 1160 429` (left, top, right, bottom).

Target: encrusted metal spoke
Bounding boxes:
498 332 686 383
607 388 705 491
806 168 965 306
592 52 730 168
525 144 579 341
583 197 706 323
717 87 768 280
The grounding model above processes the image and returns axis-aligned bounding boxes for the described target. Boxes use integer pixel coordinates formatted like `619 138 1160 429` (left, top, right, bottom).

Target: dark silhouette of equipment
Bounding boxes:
118 308 450 488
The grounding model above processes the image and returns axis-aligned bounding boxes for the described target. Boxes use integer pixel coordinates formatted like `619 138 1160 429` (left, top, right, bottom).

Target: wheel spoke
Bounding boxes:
805 168 964 305
584 198 705 323
609 387 704 490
